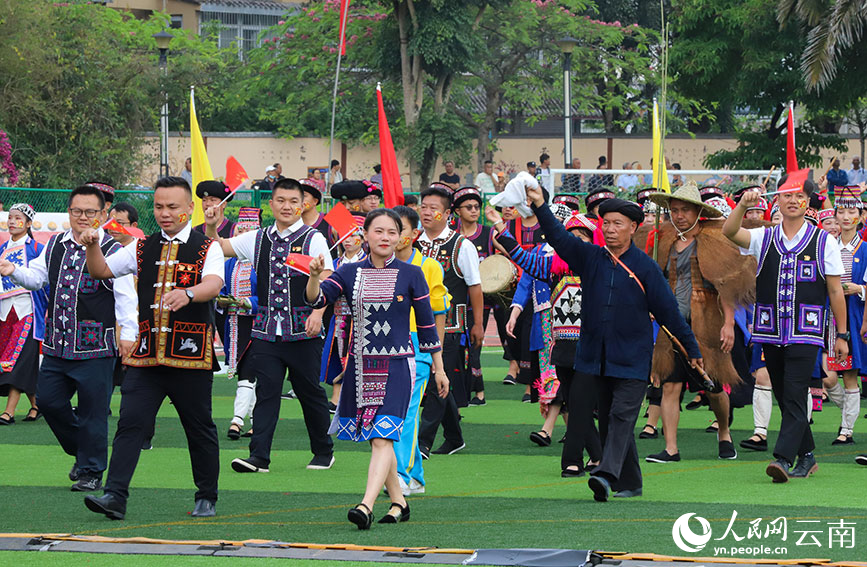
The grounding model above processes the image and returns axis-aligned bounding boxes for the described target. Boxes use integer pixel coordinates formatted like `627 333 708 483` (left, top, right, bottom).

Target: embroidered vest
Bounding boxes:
252 225 318 342
551 275 582 340
753 224 828 346
417 231 468 333
126 230 216 369
42 233 120 360
466 224 494 260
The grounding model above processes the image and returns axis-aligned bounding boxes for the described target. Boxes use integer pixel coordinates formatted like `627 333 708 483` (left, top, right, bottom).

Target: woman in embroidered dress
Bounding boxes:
0 204 48 425
306 209 448 529
320 226 368 412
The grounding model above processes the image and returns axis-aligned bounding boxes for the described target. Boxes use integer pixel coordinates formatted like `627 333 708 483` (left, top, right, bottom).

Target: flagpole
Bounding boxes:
327 4 350 195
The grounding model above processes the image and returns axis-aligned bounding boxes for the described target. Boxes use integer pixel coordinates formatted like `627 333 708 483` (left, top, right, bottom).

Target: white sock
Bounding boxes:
841 389 861 437
753 385 772 436
826 381 845 408
232 380 257 427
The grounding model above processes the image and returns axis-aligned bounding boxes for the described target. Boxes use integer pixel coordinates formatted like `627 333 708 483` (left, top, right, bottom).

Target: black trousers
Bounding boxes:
248 338 333 465
557 366 602 471
762 344 818 463
419 333 464 449
592 374 646 492
37 356 115 477
467 306 492 395
105 366 219 503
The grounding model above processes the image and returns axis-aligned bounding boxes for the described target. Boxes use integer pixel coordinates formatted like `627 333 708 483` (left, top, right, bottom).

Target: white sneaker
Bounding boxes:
408 479 426 495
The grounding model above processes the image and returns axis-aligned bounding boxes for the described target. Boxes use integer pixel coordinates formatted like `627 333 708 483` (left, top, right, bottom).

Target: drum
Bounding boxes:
479 254 517 300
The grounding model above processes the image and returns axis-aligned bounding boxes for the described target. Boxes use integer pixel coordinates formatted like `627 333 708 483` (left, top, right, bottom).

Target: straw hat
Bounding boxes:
648 181 723 219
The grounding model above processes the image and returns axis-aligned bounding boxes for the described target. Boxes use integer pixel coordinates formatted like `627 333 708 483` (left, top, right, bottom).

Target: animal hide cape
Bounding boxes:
635 220 757 385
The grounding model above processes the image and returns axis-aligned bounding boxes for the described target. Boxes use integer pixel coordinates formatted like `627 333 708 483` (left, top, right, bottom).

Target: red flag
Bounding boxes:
786 102 799 173
778 168 809 194
127 227 146 239
376 83 403 208
324 202 361 244
338 0 351 56
102 218 130 236
285 253 313 275
226 156 249 192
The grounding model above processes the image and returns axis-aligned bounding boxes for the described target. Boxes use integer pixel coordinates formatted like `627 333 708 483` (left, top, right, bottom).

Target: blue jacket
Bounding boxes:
827 168 849 192
534 202 701 380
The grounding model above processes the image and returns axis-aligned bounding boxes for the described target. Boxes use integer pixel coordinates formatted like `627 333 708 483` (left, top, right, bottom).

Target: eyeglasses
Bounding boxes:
460 204 480 211
69 208 100 219
114 219 131 227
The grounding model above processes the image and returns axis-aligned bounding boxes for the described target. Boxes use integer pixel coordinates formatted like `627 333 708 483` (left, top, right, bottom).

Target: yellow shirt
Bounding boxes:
408 249 451 332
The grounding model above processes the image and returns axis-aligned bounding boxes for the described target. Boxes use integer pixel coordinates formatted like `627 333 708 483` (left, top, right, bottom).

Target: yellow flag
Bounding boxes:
190 87 211 226
652 99 671 193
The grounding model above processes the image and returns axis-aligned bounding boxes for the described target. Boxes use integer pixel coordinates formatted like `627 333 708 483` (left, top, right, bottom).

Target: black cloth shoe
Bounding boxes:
227 425 241 440
561 467 585 478
432 440 465 455
832 435 854 445
348 503 373 530
638 425 658 439
502 375 516 385
588 475 610 502
718 440 737 460
645 450 680 463
766 457 791 483
378 502 410 524
84 493 126 520
142 438 153 451
0 412 14 425
685 395 708 411
328 402 337 414
71 476 103 492
280 390 297 400
529 431 552 447
420 445 430 460
468 397 486 406
739 434 767 451
613 487 643 498
22 408 41 422
69 463 81 482
521 394 531 403
855 454 867 466
307 454 335 470
790 453 818 478
705 420 719 433
231 457 270 473
191 499 216 517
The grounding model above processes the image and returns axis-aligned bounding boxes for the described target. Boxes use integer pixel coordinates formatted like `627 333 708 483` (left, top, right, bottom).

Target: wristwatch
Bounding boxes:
185 288 195 302
836 332 850 341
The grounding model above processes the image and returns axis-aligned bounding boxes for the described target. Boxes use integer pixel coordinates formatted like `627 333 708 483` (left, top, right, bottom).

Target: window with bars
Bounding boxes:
200 10 281 58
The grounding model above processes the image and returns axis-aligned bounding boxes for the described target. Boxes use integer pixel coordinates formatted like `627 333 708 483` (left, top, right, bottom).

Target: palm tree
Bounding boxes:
777 0 867 90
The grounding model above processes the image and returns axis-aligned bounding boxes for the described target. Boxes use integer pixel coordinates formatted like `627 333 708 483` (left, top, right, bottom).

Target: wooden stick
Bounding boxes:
761 165 776 188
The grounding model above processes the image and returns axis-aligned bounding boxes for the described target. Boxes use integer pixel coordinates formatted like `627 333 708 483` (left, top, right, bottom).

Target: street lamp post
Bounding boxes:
153 30 174 178
555 37 579 168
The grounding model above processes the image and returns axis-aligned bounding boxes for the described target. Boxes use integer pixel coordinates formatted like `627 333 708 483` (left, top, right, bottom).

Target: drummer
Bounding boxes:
453 186 496 406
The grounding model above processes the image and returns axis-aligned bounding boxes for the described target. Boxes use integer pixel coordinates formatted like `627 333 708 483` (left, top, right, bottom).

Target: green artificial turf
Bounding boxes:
2 349 866 564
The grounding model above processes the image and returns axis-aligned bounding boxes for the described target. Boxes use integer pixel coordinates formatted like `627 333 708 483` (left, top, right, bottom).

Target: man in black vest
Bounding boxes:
0 185 138 493
207 177 336 473
80 176 226 519
416 185 484 457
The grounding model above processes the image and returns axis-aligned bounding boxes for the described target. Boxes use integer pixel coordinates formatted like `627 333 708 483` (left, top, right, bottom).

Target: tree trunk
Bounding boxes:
476 87 500 171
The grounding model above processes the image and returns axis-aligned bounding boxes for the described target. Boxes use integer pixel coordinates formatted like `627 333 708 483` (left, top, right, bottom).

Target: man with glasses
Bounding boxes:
452 186 495 406
416 185 484 457
0 185 137 493
108 203 139 247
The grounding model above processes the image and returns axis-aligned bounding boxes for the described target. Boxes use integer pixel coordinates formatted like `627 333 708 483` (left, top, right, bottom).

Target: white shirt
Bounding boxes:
325 170 343 186
616 174 640 191
0 235 34 321
228 220 333 336
106 222 226 283
474 172 496 194
847 167 867 186
228 219 334 271
417 226 481 286
538 167 554 193
741 222 843 276
10 229 139 341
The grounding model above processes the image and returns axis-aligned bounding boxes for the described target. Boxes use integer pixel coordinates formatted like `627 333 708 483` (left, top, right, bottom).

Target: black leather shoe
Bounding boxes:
191 499 216 517
766 458 791 483
71 476 102 492
348 503 373 530
378 502 410 523
790 453 818 478
69 463 81 482
588 475 610 502
84 493 126 520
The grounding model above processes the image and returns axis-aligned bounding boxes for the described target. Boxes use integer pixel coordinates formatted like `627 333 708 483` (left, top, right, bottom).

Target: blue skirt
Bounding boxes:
330 356 414 442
